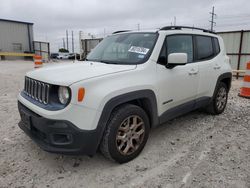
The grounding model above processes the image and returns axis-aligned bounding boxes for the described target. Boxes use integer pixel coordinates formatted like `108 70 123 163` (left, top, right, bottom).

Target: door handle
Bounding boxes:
214 64 221 70
188 68 198 75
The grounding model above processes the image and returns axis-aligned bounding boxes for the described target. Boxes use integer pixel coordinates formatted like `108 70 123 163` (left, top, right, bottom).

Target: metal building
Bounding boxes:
218 30 250 77
0 19 34 54
80 38 102 60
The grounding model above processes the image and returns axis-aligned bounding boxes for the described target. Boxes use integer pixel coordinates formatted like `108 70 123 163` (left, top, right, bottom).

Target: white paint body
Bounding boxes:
18 29 232 130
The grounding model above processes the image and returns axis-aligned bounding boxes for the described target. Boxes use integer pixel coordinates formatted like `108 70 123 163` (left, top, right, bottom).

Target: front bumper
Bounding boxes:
18 102 100 155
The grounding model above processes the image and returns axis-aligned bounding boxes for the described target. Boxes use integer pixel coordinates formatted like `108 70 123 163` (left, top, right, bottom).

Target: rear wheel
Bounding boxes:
100 104 150 163
206 82 228 115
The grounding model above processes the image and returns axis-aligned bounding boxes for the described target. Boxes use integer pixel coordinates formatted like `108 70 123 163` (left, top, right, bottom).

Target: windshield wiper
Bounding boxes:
99 60 119 64
86 59 119 64
86 58 100 62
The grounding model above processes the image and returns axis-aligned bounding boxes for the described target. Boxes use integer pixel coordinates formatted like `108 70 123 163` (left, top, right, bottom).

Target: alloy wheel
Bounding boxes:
116 115 145 156
216 87 227 111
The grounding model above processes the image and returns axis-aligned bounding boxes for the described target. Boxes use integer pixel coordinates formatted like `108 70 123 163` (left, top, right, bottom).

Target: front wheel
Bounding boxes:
206 82 228 115
100 104 150 163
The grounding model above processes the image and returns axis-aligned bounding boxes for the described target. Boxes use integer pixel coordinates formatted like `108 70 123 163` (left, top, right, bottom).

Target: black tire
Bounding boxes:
206 82 228 115
100 104 150 163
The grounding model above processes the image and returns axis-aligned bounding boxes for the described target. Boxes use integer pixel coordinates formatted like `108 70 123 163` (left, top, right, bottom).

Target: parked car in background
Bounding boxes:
57 53 70 59
68 53 80 60
50 53 59 59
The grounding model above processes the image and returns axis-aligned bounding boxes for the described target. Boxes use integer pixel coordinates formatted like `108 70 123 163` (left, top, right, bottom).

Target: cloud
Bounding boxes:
0 0 250 52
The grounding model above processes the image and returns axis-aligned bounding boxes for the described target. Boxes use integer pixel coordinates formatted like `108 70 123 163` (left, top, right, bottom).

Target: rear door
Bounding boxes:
194 35 220 102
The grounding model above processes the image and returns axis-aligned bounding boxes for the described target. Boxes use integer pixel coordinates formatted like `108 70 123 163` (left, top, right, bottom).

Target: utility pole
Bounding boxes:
66 30 69 51
72 31 74 53
137 23 140 31
62 38 65 49
209 6 217 32
174 16 176 26
79 31 82 60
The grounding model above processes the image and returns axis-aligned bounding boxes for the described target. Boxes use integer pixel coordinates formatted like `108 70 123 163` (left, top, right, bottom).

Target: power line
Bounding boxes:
216 22 250 27
218 14 250 19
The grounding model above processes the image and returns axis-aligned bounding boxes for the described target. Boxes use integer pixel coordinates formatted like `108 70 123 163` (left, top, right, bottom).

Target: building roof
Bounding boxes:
217 29 250 34
0 18 33 25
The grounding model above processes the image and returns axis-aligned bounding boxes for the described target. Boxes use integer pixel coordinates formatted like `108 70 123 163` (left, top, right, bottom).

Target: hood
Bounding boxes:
26 61 136 86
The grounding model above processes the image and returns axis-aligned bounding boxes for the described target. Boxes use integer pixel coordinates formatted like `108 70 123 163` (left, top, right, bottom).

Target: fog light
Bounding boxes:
52 134 72 144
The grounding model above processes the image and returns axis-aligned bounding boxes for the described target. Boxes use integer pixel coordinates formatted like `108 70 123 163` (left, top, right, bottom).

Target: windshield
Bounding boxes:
87 33 158 64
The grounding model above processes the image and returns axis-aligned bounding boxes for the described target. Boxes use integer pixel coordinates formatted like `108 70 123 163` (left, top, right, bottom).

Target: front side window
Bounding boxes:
87 33 158 64
196 36 214 60
167 35 193 63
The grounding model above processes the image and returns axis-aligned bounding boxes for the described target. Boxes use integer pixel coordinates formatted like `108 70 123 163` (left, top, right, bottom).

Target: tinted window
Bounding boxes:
167 35 193 62
213 38 220 55
196 36 213 60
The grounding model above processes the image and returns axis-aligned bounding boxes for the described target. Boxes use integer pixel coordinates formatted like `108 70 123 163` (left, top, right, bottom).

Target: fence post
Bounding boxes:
237 30 244 79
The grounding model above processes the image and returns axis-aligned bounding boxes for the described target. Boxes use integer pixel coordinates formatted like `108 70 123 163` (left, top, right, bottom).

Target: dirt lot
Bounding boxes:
0 60 249 188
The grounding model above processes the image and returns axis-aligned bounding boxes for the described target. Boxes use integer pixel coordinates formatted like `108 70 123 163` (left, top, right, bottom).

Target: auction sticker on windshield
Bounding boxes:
128 46 150 55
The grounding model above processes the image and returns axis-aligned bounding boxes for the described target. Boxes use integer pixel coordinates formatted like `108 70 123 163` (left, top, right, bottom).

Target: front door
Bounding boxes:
156 35 199 121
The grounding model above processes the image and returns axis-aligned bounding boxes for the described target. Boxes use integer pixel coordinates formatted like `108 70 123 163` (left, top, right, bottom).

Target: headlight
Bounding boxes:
58 86 70 105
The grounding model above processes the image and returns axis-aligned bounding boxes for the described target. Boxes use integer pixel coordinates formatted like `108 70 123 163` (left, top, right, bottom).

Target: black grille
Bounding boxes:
24 77 50 104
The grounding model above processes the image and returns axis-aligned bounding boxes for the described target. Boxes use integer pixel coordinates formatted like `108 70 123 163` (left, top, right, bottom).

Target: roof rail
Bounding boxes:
160 26 216 34
112 30 131 34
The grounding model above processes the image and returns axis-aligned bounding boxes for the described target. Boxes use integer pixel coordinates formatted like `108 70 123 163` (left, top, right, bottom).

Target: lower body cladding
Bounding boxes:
18 102 101 155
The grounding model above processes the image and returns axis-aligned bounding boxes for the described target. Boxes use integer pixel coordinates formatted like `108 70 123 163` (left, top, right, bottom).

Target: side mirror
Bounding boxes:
167 53 188 66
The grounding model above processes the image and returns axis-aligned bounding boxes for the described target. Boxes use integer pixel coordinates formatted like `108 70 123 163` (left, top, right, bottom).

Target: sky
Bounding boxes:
0 0 250 52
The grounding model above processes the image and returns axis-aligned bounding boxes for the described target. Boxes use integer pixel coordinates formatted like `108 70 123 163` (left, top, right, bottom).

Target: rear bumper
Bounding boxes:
18 101 100 155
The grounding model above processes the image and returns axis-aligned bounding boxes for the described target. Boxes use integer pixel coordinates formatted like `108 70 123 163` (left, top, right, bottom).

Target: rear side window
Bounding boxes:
166 35 193 63
213 38 220 55
195 36 214 60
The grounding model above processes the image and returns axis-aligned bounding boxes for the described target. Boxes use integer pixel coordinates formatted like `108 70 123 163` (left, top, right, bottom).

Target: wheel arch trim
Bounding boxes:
93 89 159 152
213 72 232 97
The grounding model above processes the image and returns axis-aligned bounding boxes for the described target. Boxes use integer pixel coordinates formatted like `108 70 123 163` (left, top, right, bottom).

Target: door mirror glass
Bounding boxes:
168 53 187 65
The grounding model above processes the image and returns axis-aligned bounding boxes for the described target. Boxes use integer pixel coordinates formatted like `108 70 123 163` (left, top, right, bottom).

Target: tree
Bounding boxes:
59 48 69 53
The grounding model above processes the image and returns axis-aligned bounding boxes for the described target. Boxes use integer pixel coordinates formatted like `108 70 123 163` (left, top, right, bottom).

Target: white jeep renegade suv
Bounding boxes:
18 26 232 163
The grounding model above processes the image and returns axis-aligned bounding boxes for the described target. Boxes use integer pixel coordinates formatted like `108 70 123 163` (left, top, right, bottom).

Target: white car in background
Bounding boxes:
57 53 70 59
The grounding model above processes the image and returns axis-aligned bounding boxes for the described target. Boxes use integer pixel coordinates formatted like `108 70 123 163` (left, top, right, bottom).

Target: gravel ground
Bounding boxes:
0 60 249 188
